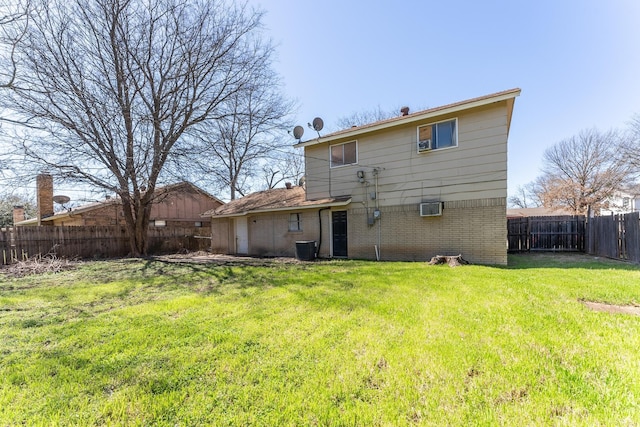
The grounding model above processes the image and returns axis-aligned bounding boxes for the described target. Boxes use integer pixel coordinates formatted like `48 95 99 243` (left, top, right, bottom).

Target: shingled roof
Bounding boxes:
203 186 351 218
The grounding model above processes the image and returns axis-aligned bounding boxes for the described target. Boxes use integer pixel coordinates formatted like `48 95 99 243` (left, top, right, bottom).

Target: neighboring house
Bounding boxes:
15 175 223 231
206 89 521 264
599 191 639 216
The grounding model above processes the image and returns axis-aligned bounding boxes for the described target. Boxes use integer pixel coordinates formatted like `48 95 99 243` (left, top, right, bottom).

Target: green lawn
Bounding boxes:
1 253 640 426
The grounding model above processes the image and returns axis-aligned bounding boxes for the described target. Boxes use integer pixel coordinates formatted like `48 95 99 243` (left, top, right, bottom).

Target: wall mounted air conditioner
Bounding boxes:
417 139 432 153
420 202 442 217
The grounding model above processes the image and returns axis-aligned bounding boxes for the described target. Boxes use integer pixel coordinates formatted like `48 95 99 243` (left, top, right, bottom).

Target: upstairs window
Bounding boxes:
330 141 357 167
417 118 457 152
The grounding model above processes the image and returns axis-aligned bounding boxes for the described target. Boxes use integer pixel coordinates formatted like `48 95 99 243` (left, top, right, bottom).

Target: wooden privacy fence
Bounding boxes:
0 225 211 265
586 212 640 263
508 215 586 252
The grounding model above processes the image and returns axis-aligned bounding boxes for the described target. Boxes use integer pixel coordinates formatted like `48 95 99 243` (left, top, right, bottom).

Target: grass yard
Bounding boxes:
1 253 640 426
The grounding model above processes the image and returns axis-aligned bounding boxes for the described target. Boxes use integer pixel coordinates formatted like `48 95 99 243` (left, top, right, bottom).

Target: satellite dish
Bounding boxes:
53 195 70 205
312 117 324 132
293 125 304 140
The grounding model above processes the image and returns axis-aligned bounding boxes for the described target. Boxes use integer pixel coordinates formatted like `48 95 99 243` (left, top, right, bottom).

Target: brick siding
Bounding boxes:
348 197 507 265
209 197 507 265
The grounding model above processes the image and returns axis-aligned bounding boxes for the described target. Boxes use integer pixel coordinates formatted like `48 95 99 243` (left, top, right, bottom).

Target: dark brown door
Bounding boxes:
332 211 348 257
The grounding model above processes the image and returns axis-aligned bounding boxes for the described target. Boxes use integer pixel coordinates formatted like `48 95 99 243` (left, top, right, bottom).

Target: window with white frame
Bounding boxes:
154 220 166 227
417 118 457 151
288 213 302 231
330 140 357 167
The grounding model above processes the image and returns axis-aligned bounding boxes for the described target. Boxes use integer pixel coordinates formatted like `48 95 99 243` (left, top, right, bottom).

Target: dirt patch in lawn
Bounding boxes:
0 257 80 278
151 252 306 266
583 301 640 316
1 252 308 278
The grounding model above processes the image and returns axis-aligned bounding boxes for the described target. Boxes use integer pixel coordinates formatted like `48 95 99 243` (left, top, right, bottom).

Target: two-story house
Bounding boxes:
205 89 520 265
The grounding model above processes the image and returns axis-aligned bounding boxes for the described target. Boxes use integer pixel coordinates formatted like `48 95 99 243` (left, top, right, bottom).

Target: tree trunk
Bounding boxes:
121 194 152 257
427 254 469 267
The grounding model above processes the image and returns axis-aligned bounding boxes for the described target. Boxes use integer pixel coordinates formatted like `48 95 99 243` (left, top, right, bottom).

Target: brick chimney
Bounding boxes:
12 206 25 226
36 173 54 225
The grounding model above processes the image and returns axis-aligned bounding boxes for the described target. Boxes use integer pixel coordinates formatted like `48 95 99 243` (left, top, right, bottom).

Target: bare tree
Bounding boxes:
508 183 541 209
0 0 30 90
1 0 272 255
621 113 640 168
530 128 633 215
630 114 640 134
335 106 397 130
260 146 304 190
189 70 294 200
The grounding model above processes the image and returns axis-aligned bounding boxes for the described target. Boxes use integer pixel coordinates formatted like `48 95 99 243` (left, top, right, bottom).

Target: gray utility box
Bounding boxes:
295 241 316 261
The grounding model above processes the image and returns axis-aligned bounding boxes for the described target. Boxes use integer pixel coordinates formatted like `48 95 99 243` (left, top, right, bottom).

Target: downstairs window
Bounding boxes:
289 213 302 232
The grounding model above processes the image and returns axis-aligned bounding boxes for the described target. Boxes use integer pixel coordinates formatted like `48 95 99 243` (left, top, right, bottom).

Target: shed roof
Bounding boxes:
203 186 351 218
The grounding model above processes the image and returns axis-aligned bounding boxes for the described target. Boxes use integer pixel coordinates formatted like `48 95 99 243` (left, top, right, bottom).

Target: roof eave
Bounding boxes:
206 198 352 218
14 218 39 226
294 88 521 148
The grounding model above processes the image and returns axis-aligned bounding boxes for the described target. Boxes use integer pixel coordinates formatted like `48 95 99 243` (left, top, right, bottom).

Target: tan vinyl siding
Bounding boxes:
304 102 509 205
305 145 331 200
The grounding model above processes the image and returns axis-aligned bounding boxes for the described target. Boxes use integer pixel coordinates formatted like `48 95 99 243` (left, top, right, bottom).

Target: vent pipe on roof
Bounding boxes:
400 106 410 116
285 182 292 189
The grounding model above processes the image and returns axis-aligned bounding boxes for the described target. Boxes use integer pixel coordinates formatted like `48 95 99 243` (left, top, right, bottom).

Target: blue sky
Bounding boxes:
255 0 640 197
